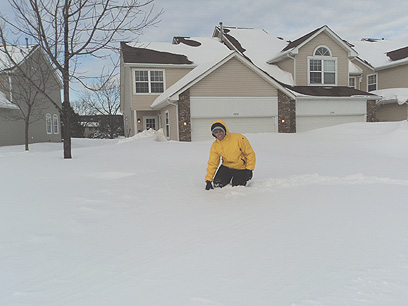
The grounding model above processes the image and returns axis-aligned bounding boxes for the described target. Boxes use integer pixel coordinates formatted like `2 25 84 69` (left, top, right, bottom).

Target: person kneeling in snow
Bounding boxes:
205 120 256 190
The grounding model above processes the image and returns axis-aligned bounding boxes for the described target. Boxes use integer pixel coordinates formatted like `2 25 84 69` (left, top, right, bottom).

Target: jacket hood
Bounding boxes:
210 120 230 138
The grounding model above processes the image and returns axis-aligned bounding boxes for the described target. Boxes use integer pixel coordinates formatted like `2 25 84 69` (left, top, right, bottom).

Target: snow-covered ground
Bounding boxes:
2 122 408 306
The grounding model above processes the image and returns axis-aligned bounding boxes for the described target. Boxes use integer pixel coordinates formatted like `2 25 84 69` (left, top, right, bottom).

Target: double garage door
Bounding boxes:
190 97 278 141
189 97 368 141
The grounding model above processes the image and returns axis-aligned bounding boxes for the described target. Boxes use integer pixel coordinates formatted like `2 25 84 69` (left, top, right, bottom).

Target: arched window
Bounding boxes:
314 46 331 56
46 114 52 134
308 46 337 85
53 114 59 134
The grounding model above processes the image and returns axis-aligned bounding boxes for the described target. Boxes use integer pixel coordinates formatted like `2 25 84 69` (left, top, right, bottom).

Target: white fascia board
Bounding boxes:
123 62 197 69
267 49 299 64
297 26 358 58
375 59 408 71
296 95 381 101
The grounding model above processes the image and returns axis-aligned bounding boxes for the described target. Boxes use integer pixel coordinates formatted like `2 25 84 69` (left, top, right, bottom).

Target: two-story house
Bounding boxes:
0 44 62 147
349 39 408 121
120 24 379 141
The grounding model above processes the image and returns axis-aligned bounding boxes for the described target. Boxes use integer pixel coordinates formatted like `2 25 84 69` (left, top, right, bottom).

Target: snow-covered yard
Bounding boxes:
1 121 408 306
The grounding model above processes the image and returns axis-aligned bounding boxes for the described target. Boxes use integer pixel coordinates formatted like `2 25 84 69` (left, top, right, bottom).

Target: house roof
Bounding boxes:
267 25 358 63
151 51 296 109
0 44 38 71
123 24 382 107
372 88 408 105
285 85 379 98
351 38 408 69
121 42 193 65
123 37 230 67
281 27 322 52
214 27 294 85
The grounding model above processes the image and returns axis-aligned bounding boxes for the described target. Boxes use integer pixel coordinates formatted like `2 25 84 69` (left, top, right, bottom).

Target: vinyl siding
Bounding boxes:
376 103 407 121
295 32 349 86
190 57 277 96
351 59 374 91
131 67 193 110
160 104 178 141
378 65 408 89
277 57 294 80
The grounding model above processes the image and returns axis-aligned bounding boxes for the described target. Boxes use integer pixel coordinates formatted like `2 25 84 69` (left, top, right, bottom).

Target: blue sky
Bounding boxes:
2 0 408 98
140 0 408 42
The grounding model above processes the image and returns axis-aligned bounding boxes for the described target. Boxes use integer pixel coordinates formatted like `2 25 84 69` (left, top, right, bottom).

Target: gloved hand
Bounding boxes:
205 180 214 190
245 169 253 181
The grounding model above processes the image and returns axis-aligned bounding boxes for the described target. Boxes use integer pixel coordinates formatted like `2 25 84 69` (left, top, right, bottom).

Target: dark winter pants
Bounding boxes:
213 165 248 188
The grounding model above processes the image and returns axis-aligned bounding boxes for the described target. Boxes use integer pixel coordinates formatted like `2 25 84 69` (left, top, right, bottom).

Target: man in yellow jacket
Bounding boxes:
205 120 256 190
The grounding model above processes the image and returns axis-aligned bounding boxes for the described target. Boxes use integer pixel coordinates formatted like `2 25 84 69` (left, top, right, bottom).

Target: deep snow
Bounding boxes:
1 122 408 305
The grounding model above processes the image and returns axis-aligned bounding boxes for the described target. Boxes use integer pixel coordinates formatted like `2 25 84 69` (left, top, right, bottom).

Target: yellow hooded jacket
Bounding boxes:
205 120 256 182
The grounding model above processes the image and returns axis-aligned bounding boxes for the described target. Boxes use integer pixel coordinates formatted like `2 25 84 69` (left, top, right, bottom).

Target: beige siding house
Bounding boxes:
120 24 382 141
0 45 62 147
350 40 408 121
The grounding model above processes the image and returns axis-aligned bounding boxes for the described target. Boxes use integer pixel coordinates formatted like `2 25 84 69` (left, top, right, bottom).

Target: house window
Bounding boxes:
46 113 52 134
165 111 170 138
308 46 337 85
367 74 377 91
53 114 59 134
134 70 164 94
349 77 356 88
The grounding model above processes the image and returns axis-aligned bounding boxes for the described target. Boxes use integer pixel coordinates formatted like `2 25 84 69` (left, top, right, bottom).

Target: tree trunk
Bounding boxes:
24 118 29 151
63 0 71 159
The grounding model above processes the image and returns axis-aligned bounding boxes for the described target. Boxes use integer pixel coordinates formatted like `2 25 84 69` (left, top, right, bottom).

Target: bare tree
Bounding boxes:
0 0 161 158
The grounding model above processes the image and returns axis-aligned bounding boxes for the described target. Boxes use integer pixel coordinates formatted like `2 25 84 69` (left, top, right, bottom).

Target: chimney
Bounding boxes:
25 38 29 48
219 22 224 43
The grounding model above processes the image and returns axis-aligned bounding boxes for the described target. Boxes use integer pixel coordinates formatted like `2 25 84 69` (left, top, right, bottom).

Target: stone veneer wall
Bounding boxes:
178 89 191 142
278 90 296 133
366 100 377 122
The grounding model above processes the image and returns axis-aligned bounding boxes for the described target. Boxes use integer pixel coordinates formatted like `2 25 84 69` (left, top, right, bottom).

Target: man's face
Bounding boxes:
214 129 225 141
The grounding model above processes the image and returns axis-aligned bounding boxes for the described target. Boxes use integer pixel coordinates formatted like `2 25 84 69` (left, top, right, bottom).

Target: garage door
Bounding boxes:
192 117 276 141
190 97 278 141
296 115 365 133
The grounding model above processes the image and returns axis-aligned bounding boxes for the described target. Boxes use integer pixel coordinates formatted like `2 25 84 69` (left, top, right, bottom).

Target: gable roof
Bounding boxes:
268 25 358 64
212 26 294 85
0 44 38 72
151 51 296 109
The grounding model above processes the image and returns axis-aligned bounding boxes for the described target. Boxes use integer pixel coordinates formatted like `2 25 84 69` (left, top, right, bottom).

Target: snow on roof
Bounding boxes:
0 90 18 109
151 51 235 108
222 27 294 85
351 39 408 69
0 45 35 71
127 37 230 66
372 88 408 105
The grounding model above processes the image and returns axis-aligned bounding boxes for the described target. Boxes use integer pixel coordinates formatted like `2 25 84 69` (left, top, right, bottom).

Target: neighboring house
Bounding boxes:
79 115 124 138
120 24 381 141
349 39 408 121
0 44 62 147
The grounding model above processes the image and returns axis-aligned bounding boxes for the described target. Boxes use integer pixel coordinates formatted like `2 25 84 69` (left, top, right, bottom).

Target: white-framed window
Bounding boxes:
349 77 356 88
46 113 52 134
308 46 337 85
134 69 165 94
367 74 377 92
53 114 59 134
165 111 170 138
144 116 156 130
